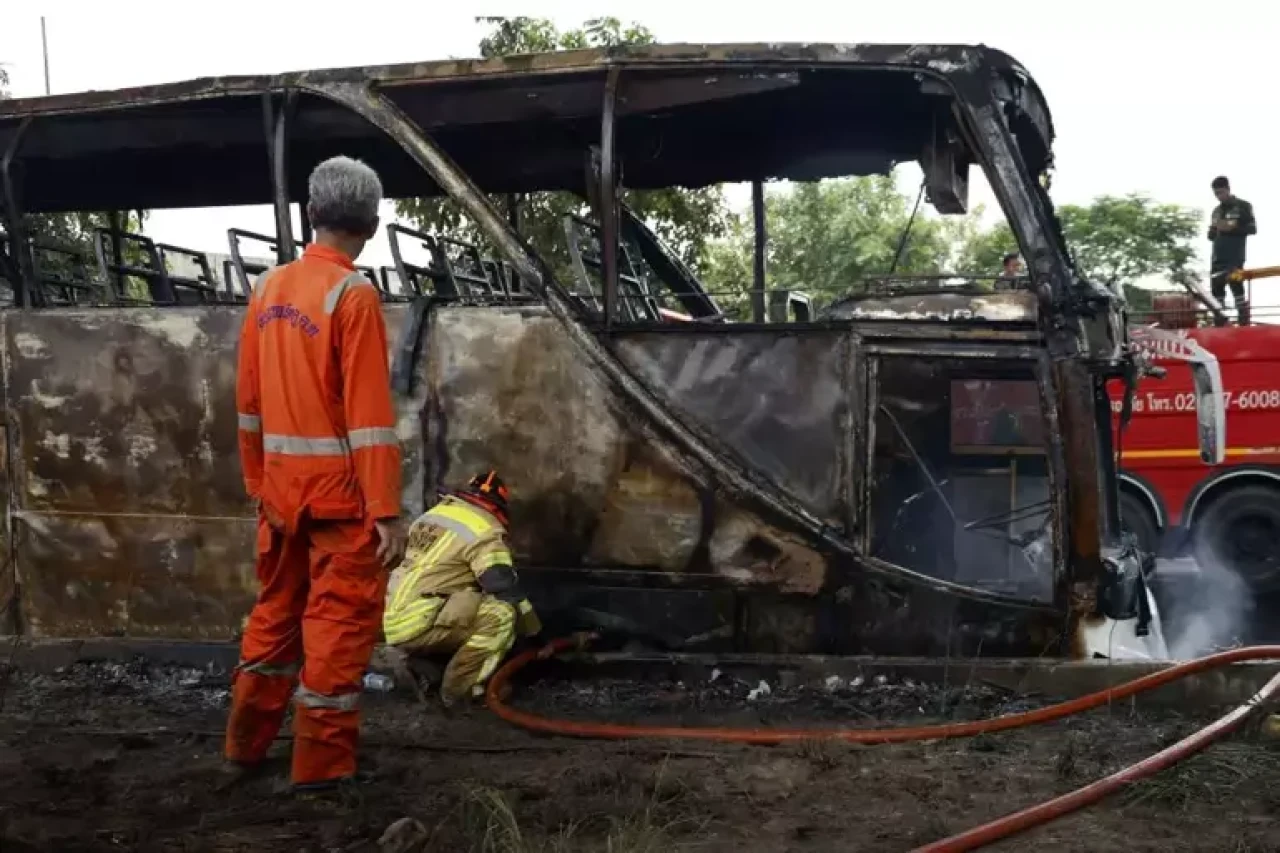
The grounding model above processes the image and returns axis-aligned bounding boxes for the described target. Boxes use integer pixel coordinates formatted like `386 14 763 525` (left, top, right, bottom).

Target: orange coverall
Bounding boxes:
225 243 401 786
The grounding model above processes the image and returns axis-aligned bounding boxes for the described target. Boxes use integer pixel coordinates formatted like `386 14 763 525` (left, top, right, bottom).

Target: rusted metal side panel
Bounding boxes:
423 307 833 597
383 304 429 519
422 306 629 566
3 305 425 639
611 331 853 530
0 314 13 633
15 513 254 638
0 300 1059 653
5 309 254 637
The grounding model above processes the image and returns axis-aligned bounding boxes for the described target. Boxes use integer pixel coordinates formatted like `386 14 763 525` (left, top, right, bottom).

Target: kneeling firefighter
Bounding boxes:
382 470 542 705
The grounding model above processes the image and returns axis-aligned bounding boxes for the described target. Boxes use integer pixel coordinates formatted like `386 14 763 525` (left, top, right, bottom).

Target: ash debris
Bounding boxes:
3 657 231 722
1 656 1052 734
520 669 1045 725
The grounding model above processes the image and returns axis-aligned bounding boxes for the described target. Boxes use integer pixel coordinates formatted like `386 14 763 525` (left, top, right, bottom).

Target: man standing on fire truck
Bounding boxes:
1208 175 1257 327
225 155 406 791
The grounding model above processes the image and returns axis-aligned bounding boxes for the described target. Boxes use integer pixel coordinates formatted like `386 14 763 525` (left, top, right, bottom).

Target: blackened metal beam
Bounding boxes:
268 89 298 262
1 118 39 307
600 69 621 328
107 212 125 302
263 91 297 265
1056 358 1104 613
1094 375 1122 537
1034 351 1070 622
751 179 767 323
299 202 313 247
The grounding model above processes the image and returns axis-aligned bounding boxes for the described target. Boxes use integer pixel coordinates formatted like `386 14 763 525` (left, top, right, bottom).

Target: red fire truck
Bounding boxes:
1114 277 1280 594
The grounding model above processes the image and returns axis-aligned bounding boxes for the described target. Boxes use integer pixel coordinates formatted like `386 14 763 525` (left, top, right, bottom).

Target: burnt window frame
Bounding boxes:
859 340 1067 602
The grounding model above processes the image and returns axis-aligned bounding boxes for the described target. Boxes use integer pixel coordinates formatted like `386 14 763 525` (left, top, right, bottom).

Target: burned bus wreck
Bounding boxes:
0 43 1160 657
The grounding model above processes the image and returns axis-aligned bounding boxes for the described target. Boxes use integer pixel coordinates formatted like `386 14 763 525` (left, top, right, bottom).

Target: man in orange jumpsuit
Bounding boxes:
225 155 406 791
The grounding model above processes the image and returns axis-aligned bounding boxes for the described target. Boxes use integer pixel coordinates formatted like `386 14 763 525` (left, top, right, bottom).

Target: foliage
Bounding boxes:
699 186 1202 317
950 194 1201 311
1060 195 1202 289
949 211 1013 274
765 178 955 293
395 17 729 284
699 176 961 316
475 16 655 55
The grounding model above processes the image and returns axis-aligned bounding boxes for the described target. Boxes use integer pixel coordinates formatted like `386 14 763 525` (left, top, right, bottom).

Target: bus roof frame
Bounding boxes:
0 42 1055 212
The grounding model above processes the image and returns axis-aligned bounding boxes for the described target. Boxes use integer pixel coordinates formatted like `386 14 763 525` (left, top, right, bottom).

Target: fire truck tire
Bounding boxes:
1118 489 1160 557
1193 484 1280 592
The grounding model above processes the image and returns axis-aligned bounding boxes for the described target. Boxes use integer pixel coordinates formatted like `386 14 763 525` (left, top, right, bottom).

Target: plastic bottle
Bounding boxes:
363 672 395 693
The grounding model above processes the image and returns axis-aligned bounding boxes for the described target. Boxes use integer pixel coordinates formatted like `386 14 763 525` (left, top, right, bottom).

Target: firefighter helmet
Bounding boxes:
463 469 510 511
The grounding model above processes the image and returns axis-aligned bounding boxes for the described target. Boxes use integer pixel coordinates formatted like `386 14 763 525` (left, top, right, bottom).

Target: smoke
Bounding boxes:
1159 556 1251 660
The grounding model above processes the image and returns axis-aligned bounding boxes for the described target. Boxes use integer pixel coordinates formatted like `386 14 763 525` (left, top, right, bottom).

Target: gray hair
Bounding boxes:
307 156 383 233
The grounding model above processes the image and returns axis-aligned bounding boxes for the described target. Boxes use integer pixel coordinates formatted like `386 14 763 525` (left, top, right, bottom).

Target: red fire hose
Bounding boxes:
485 637 1280 849
914 666 1280 851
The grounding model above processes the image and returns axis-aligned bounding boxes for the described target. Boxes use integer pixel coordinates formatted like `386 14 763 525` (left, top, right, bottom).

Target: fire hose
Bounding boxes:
485 637 1280 851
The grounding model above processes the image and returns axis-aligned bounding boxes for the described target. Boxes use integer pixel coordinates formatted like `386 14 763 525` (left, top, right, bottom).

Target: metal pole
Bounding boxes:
751 179 766 323
108 211 125 297
1 119 38 306
506 193 521 234
600 69 620 328
262 92 297 264
299 202 313 247
41 18 51 95
274 93 297 262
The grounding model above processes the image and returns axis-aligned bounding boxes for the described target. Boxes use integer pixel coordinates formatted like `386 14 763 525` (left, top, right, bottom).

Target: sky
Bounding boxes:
1 1 1276 294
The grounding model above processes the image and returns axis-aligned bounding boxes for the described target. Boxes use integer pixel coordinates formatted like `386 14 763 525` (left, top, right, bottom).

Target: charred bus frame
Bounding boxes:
0 44 1151 656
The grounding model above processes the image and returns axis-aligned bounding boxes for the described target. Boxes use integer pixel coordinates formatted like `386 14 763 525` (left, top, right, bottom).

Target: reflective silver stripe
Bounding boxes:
253 266 281 297
263 434 350 456
323 271 374 315
348 427 399 449
423 512 481 543
238 413 262 433
295 684 360 711
261 428 396 456
240 659 300 677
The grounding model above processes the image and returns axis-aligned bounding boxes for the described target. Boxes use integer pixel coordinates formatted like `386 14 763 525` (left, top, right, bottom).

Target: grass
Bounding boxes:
1121 742 1280 812
461 785 544 853
796 737 848 769
460 761 706 853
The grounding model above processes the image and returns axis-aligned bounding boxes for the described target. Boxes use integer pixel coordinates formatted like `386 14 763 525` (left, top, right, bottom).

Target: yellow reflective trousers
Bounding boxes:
394 594 517 703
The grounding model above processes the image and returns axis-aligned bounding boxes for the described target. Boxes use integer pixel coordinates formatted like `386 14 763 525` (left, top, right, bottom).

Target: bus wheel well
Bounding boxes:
1190 479 1280 592
1187 472 1280 526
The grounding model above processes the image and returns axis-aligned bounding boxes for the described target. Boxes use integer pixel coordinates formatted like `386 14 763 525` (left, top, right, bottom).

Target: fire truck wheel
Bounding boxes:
1118 489 1160 558
1193 484 1280 592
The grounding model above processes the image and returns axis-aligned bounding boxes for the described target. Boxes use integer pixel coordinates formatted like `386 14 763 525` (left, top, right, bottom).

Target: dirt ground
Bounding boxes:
0 654 1277 853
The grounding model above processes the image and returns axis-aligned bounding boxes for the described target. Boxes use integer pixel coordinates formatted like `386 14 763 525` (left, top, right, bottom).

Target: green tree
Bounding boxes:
955 194 1201 311
950 207 1014 274
700 176 960 316
395 17 729 284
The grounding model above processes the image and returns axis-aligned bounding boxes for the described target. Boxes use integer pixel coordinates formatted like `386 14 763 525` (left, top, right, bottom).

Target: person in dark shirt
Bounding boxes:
994 252 1023 291
1208 176 1257 326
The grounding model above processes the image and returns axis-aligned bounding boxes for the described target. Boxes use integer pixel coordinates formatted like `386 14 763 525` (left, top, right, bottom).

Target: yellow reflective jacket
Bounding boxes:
383 495 539 645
